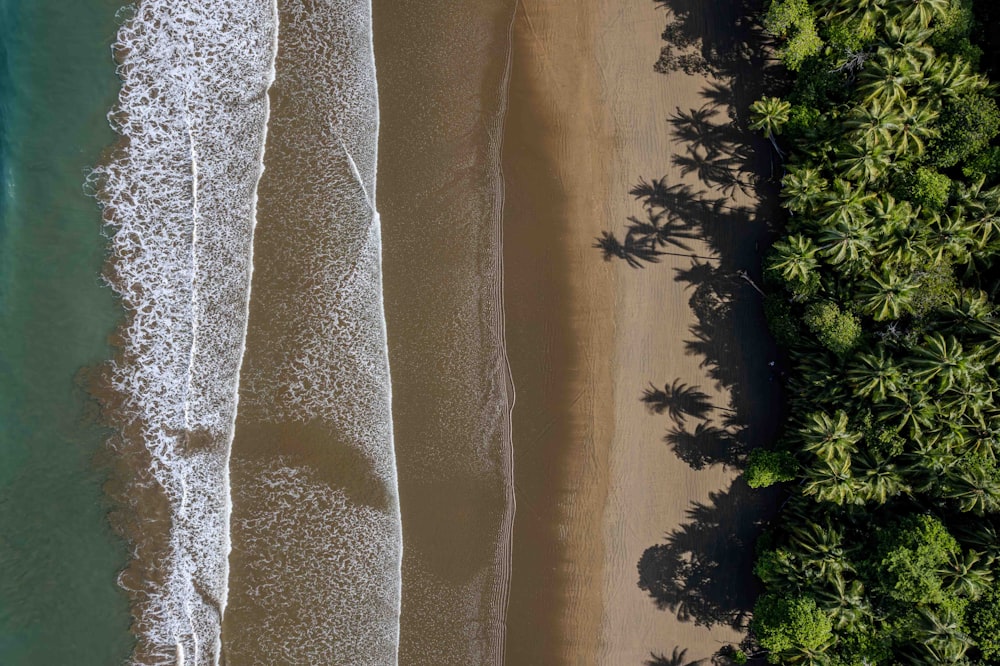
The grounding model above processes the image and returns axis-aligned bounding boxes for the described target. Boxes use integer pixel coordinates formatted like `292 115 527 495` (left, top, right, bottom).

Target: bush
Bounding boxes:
745 449 798 488
873 514 960 605
803 301 862 355
931 93 1000 168
764 0 823 71
896 167 952 211
751 594 833 662
968 585 1000 660
962 145 1000 183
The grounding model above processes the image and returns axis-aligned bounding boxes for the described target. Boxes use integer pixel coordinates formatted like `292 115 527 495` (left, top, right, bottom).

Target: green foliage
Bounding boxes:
736 0 1000 660
745 449 798 488
764 0 823 71
962 145 1000 183
858 411 904 459
751 594 833 662
785 104 825 142
750 96 792 138
909 263 958 317
873 515 960 605
968 585 1000 659
789 58 845 109
763 0 812 37
803 301 862 355
825 18 875 53
898 167 952 212
931 93 1000 168
931 0 979 61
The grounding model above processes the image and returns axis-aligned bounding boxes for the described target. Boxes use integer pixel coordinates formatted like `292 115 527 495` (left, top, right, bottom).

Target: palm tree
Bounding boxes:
885 0 950 28
939 549 994 599
859 52 910 107
847 350 903 402
844 99 901 151
798 411 863 467
782 166 828 215
818 179 874 229
787 520 856 580
942 463 1000 514
815 575 871 630
767 234 821 285
918 53 986 100
859 271 917 320
749 96 791 156
835 144 892 182
925 213 976 265
853 452 910 503
817 219 876 267
943 289 995 337
803 460 862 505
880 390 936 435
911 333 984 392
890 96 939 157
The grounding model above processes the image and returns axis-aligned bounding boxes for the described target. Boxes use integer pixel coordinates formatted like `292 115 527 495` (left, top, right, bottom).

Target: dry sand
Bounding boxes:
503 0 782 663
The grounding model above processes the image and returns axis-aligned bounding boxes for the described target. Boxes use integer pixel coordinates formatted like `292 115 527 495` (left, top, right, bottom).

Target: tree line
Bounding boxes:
745 0 1000 663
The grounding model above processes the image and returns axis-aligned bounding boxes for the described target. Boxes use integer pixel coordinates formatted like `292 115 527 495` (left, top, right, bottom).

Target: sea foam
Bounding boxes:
90 1 275 663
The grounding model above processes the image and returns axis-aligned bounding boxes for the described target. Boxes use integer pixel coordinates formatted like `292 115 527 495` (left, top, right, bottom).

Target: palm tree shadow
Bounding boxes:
637 479 780 629
642 379 714 423
646 646 706 665
664 422 745 470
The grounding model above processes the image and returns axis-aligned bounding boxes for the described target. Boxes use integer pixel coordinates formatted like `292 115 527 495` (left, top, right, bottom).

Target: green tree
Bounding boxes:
751 594 834 663
967 585 1000 659
803 301 862 355
898 167 952 211
873 514 960 605
931 93 1000 168
746 449 798 488
751 96 793 155
766 234 821 296
764 0 824 71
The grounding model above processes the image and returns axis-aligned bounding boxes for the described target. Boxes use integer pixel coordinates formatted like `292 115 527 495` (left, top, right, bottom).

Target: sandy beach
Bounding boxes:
503 0 782 662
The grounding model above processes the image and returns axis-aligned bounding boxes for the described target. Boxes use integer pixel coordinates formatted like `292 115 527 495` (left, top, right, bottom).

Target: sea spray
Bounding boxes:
222 0 402 662
90 0 275 662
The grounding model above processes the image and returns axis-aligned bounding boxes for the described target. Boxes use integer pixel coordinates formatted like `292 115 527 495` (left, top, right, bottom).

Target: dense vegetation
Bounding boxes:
747 0 1000 663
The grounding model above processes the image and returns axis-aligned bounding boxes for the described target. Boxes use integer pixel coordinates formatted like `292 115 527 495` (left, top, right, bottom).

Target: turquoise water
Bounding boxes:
0 0 133 662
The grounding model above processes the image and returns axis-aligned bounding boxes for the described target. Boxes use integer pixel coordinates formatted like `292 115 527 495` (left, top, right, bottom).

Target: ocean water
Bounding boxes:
0 0 134 662
3 0 508 663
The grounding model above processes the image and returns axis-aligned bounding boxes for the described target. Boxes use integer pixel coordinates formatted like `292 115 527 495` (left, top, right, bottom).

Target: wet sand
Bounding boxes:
503 0 781 663
373 1 517 663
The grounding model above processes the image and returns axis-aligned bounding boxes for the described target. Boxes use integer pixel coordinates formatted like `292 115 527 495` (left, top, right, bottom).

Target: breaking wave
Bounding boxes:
89 0 276 662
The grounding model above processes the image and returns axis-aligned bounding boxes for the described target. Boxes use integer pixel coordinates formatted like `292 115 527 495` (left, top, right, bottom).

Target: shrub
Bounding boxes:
803 301 862 355
873 514 960 605
751 594 833 662
931 93 1000 168
745 449 798 488
962 145 1000 183
898 167 952 211
968 585 1000 659
763 0 823 71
